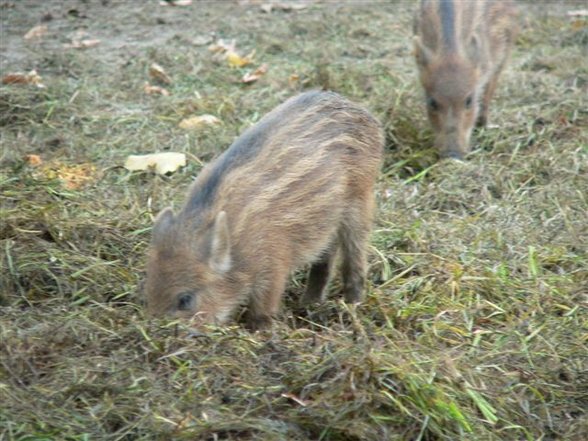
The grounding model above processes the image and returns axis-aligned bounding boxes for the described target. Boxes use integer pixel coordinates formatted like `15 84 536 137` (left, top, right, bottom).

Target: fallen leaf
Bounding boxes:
241 63 268 83
287 3 308 11
69 29 88 39
57 163 97 189
226 49 254 68
261 2 309 13
24 24 48 40
208 39 254 67
2 73 31 85
260 3 273 13
159 0 192 5
288 73 300 87
208 39 236 54
179 115 221 130
149 63 172 84
25 154 43 166
36 162 97 189
2 70 45 88
124 153 186 175
64 36 101 49
193 35 213 46
144 82 170 96
78 38 101 48
63 30 100 49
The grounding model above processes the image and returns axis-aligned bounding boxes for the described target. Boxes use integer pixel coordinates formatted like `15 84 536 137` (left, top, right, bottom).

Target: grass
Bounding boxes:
1 1 587 440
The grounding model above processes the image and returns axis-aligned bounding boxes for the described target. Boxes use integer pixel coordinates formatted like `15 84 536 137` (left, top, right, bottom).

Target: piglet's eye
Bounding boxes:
465 95 473 109
427 97 439 111
177 292 195 311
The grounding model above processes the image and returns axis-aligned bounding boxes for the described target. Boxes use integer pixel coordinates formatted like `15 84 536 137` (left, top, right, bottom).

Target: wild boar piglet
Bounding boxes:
144 91 383 329
414 0 519 159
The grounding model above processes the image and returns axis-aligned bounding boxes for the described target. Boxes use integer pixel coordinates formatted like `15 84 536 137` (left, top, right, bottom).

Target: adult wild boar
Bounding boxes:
144 91 383 329
414 0 518 159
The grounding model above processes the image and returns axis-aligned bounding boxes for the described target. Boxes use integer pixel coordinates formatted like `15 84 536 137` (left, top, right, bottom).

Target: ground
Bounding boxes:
1 1 587 440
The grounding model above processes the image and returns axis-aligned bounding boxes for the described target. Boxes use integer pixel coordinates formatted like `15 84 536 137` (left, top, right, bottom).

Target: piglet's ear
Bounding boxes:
466 35 481 67
209 211 231 273
414 36 433 69
152 207 175 244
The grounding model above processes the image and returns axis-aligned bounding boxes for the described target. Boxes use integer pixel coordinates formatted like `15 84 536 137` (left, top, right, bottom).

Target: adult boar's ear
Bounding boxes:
152 207 175 245
209 211 231 273
414 36 433 68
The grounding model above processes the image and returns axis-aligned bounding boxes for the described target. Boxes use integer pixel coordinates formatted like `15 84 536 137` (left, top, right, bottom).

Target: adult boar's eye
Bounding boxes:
427 97 439 111
465 95 473 109
177 292 195 311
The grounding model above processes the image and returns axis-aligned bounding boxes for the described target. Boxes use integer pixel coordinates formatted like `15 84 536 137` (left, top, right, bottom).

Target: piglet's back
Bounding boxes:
178 91 383 264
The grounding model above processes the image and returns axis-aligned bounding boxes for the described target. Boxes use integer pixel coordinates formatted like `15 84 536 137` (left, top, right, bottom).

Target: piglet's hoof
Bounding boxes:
246 315 273 332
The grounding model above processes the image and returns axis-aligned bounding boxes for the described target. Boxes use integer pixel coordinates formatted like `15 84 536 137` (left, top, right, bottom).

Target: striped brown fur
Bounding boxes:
414 0 519 159
144 91 383 329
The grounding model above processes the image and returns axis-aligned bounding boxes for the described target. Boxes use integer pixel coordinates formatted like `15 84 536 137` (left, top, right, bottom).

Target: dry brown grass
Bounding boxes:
1 1 587 440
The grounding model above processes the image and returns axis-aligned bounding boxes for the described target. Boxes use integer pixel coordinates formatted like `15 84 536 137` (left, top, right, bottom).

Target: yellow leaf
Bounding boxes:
36 162 97 189
25 154 43 166
288 73 300 87
24 24 48 41
193 35 213 46
143 82 170 96
64 31 101 49
260 3 273 13
124 153 186 175
76 38 101 48
226 50 254 68
208 39 236 54
241 63 268 83
261 2 308 13
571 19 586 31
149 63 172 84
178 115 221 130
159 0 192 5
57 164 97 189
2 70 44 88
